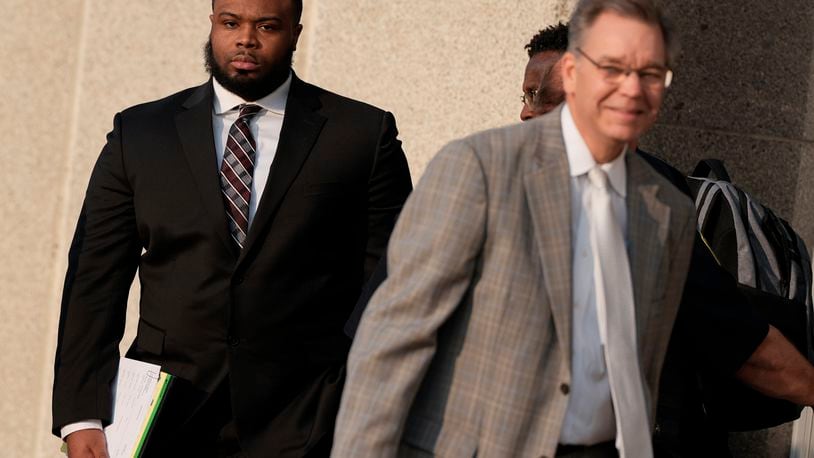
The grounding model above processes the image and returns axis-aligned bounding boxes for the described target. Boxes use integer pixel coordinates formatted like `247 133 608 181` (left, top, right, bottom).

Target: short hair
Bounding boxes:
568 0 678 68
525 22 569 58
211 0 304 24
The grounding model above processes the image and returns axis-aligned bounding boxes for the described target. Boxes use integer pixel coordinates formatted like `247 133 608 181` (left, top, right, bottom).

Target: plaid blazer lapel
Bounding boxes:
626 152 672 344
523 107 573 368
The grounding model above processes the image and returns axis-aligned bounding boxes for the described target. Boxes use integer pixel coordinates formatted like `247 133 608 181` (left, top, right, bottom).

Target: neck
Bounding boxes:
589 141 626 164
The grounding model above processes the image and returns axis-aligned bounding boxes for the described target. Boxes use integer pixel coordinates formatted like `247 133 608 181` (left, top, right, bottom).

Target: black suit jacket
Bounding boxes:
52 74 412 455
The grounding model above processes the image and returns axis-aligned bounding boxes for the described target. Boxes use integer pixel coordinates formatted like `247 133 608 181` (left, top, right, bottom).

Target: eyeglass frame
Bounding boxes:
521 85 564 111
521 89 538 107
574 47 673 89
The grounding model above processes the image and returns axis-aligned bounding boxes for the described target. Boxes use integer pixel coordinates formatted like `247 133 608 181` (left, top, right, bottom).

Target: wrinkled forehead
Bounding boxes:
581 11 667 65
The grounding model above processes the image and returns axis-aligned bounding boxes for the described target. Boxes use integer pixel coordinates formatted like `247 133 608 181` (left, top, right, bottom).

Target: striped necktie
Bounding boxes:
220 103 263 249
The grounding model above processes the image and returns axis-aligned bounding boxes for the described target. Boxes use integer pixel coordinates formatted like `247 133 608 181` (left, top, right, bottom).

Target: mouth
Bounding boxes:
606 106 645 121
230 54 260 72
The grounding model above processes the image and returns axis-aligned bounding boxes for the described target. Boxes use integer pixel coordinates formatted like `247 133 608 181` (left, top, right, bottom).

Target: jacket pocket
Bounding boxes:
136 318 165 356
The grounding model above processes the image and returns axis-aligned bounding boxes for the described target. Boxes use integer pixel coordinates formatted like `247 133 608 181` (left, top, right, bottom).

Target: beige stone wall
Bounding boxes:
1 1 85 454
3 1 573 455
303 0 575 178
5 1 211 455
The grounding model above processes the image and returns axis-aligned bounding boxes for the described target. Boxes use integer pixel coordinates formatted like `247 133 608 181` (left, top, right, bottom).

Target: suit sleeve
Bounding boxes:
363 112 412 281
678 234 769 375
344 254 388 338
52 113 142 436
332 141 487 457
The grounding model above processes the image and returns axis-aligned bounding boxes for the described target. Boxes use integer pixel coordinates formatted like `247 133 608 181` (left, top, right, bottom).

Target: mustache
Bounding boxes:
203 38 294 102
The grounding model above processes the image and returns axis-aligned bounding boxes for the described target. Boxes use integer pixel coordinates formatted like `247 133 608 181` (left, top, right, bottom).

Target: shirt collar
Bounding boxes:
561 103 627 197
212 71 292 116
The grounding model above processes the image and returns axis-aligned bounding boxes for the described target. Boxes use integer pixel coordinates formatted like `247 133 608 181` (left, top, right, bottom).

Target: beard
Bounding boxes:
204 39 294 101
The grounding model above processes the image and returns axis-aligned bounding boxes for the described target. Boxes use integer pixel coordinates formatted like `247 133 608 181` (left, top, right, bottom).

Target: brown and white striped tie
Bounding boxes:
220 103 263 248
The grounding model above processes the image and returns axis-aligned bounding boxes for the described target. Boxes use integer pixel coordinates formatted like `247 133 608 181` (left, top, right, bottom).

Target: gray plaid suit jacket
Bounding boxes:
332 106 696 458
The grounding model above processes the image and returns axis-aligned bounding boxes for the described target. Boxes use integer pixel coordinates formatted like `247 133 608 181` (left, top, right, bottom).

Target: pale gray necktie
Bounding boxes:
587 166 652 458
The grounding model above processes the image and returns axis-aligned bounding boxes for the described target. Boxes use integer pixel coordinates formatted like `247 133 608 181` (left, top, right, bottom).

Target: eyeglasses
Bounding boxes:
575 47 673 89
521 89 538 107
521 88 565 116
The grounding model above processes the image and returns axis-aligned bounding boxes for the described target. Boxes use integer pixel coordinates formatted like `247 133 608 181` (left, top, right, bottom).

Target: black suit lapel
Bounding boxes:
237 76 327 266
176 81 240 258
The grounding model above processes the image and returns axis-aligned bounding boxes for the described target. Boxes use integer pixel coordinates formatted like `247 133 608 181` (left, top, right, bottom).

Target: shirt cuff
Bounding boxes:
60 420 103 440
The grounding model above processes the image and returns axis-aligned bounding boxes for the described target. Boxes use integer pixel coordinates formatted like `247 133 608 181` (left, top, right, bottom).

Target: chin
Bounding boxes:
602 128 639 145
230 70 261 80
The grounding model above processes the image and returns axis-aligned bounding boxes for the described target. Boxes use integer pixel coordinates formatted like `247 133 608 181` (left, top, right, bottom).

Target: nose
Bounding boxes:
617 71 644 97
520 104 535 121
237 25 258 48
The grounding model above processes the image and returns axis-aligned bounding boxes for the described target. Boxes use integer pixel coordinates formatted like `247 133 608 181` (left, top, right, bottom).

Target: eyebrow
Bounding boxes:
217 12 283 23
597 56 667 69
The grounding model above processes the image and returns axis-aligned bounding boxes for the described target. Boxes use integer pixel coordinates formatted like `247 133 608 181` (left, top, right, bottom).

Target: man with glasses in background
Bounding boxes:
521 22 569 121
332 1 695 456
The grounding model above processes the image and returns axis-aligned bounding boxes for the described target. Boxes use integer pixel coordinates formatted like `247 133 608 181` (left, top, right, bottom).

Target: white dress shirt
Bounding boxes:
60 74 291 440
558 104 629 445
212 73 290 226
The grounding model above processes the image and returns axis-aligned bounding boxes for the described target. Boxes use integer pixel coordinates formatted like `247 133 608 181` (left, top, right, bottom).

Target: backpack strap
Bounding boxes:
691 159 732 182
695 178 757 288
694 179 718 226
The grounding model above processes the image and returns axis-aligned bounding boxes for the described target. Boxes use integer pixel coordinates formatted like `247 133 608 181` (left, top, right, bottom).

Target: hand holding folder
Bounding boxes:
61 358 174 458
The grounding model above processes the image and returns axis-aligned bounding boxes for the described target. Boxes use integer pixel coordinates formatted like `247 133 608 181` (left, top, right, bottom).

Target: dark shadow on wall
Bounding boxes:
641 0 814 246
640 2 814 455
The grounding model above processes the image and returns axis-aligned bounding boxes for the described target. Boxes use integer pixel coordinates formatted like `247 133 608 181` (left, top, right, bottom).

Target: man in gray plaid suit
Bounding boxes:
332 1 696 457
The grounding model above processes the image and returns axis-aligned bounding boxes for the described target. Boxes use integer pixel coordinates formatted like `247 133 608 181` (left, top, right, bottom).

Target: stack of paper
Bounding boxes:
62 358 173 458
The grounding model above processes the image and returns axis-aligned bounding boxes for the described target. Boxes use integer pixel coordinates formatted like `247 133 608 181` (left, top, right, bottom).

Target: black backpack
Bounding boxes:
686 159 813 431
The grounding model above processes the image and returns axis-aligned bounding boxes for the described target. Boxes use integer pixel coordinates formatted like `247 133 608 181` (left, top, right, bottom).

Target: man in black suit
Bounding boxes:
52 0 412 456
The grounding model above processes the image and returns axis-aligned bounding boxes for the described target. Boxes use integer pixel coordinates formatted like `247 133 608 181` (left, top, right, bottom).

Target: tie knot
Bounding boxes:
237 103 262 121
588 166 609 191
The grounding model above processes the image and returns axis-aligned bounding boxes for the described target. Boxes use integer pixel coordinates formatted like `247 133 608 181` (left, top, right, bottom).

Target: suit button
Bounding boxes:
560 383 570 395
234 276 244 285
228 335 240 347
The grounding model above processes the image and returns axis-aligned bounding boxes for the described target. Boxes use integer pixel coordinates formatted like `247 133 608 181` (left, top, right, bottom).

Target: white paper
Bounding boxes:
104 358 162 458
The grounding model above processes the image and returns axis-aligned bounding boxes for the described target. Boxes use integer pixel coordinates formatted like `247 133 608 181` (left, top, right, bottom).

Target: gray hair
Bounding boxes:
567 0 678 68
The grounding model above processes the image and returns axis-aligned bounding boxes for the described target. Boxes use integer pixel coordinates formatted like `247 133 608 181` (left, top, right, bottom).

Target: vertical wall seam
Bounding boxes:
32 0 92 453
295 0 321 82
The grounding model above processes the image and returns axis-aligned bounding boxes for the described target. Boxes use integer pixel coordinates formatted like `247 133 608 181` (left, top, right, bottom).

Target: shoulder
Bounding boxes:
293 78 389 122
629 152 696 227
636 149 691 197
440 107 562 173
117 83 207 123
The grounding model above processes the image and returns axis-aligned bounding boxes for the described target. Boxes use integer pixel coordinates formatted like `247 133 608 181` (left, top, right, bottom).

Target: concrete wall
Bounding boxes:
2 0 810 456
639 3 814 453
642 0 814 248
5 1 212 455
1 1 85 454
